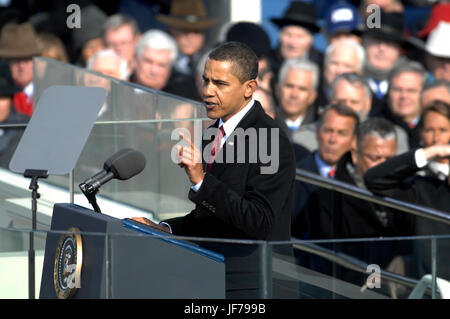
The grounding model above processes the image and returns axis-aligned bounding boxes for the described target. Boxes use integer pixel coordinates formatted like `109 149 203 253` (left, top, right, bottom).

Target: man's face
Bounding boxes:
135 47 172 90
171 28 205 57
421 85 450 108
364 36 401 71
317 109 356 165
421 111 450 149
202 59 255 122
325 44 361 86
92 55 123 79
9 58 33 89
426 54 450 83
277 68 316 120
331 79 371 119
353 134 397 177
389 71 423 123
279 25 313 59
104 24 138 64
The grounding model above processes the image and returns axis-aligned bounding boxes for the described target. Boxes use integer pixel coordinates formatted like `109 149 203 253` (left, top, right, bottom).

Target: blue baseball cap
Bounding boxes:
324 1 363 36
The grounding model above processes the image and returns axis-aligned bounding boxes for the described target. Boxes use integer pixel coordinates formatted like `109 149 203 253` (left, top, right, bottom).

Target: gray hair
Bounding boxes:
135 29 178 64
86 49 128 80
324 40 366 71
102 14 140 36
388 60 428 88
331 72 372 99
356 117 397 154
278 58 319 90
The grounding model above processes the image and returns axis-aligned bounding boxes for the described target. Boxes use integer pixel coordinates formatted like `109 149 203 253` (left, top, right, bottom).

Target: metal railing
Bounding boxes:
296 168 450 225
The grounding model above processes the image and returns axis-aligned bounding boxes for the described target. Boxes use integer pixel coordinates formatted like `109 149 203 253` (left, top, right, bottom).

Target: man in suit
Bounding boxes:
364 144 450 280
133 41 296 241
133 41 296 298
274 58 319 141
291 104 359 240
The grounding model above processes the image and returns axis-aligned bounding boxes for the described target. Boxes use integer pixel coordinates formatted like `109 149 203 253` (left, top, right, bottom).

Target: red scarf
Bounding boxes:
13 91 33 116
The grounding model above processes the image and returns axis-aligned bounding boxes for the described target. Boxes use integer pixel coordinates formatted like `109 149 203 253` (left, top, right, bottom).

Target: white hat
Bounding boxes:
425 21 450 58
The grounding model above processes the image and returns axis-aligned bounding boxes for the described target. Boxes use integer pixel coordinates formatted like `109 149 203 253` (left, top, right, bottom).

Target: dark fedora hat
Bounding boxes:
0 22 42 59
225 22 271 59
156 0 218 31
363 11 424 50
271 1 320 33
363 11 407 43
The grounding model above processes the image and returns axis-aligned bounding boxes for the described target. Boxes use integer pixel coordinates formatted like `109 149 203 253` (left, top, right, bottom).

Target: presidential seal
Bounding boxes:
53 227 83 299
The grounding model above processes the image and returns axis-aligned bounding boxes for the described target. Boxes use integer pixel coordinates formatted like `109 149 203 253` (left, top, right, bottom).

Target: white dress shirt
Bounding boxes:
191 98 255 192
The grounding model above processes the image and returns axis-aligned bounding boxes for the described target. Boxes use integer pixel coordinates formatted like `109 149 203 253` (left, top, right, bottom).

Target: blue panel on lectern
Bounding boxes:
122 219 225 263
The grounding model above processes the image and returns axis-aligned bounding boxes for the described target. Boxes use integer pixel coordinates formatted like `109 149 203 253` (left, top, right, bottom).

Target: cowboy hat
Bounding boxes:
156 0 218 31
271 1 320 33
0 22 41 59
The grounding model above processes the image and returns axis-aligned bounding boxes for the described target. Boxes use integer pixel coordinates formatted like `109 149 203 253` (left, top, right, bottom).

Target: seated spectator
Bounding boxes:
0 22 41 117
130 29 198 101
293 72 410 154
37 32 69 63
300 116 412 290
424 22 450 83
381 60 427 149
157 0 217 78
417 101 450 181
102 14 141 77
316 39 366 111
86 49 128 80
361 11 410 105
292 104 359 234
421 80 450 108
364 144 450 280
274 58 319 140
71 5 107 67
301 117 401 240
269 1 322 82
323 1 363 44
0 73 29 168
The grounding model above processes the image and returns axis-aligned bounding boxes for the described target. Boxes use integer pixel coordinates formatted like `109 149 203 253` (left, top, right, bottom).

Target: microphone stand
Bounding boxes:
23 169 48 299
79 182 102 213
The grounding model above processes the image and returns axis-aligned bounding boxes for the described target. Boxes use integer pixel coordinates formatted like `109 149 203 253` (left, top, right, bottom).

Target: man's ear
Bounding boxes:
245 79 258 99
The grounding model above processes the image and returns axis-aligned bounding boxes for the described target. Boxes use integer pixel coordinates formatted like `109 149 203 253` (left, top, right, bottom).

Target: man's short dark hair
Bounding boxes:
356 117 397 154
208 41 258 83
318 103 360 135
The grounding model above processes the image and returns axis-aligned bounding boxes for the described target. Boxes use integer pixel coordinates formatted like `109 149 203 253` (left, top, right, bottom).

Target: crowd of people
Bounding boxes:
0 0 449 246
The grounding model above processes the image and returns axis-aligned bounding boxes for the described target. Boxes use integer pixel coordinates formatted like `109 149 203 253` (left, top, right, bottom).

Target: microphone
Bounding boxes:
80 148 146 195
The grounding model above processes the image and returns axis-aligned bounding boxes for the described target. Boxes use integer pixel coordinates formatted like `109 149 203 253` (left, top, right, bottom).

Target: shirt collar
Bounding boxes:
314 151 334 178
219 98 254 138
285 115 304 130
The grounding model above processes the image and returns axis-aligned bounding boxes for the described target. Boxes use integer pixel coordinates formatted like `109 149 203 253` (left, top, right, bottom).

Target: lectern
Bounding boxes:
40 203 225 298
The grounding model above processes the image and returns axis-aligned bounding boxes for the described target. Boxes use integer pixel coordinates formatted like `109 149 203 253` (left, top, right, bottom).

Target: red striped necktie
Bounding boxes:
206 125 225 172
